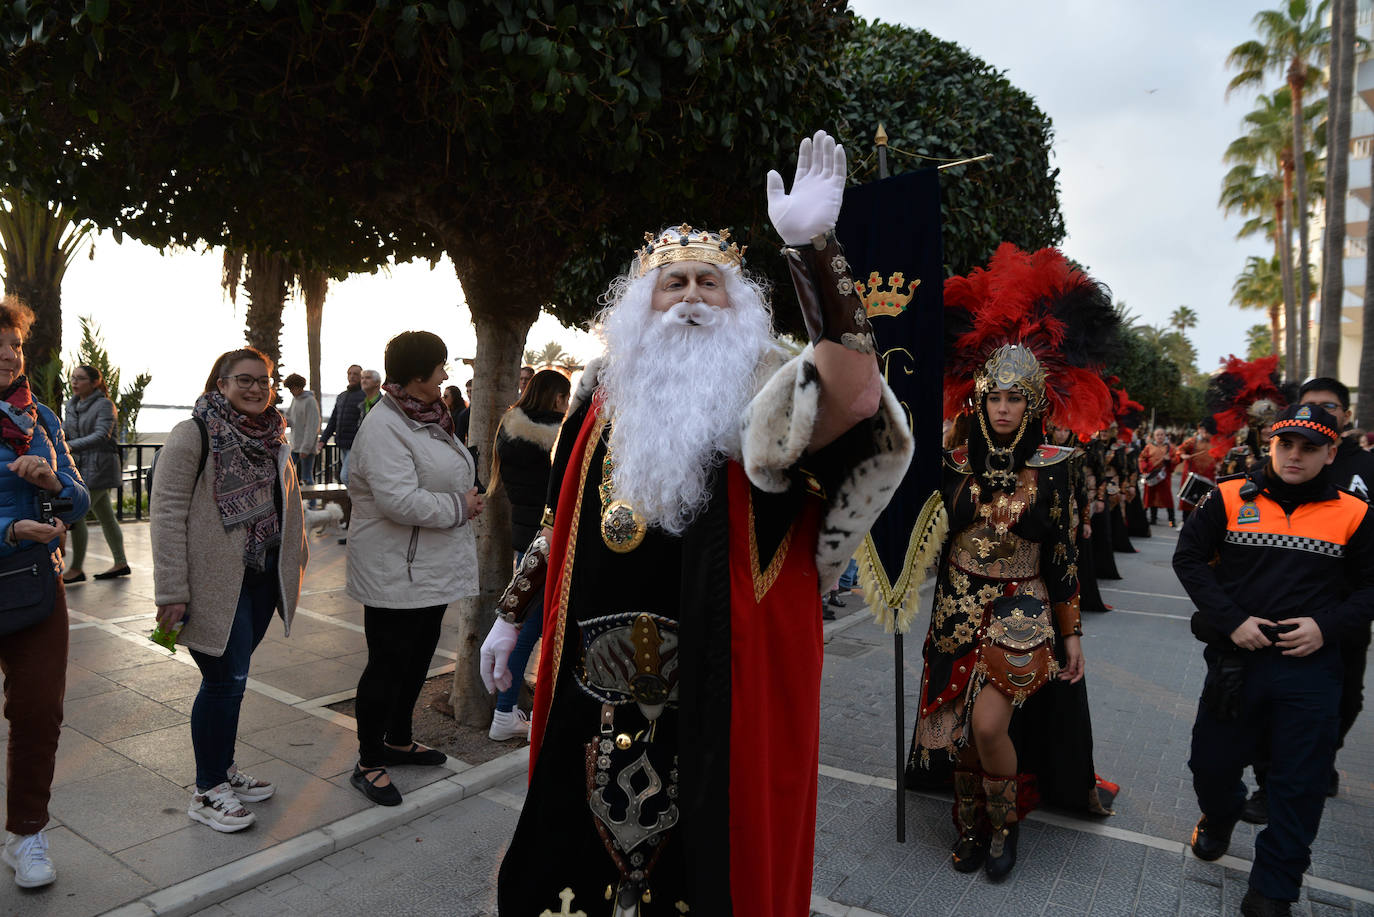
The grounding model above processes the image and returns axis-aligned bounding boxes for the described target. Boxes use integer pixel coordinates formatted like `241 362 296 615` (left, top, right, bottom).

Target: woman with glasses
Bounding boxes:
150 348 307 832
61 364 129 582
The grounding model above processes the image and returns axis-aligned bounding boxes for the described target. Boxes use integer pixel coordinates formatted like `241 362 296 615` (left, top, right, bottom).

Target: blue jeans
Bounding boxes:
339 447 352 485
292 452 316 486
189 566 278 791
498 550 542 713
838 557 859 590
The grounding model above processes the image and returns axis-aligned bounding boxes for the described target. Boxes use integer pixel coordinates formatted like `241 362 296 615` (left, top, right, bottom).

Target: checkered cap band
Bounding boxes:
1224 530 1345 557
1270 418 1338 441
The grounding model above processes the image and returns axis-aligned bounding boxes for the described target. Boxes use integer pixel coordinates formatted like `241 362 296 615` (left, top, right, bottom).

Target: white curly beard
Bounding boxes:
596 270 776 535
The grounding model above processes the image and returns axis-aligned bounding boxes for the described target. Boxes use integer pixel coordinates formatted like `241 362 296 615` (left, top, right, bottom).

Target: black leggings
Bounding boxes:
355 604 447 767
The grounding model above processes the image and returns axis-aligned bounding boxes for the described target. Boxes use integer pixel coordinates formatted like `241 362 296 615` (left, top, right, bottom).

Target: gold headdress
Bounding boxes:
973 344 1048 416
636 224 745 277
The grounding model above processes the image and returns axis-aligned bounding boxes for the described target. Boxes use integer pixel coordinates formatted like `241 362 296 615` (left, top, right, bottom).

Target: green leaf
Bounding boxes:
447 0 465 27
260 0 279 10
87 0 110 25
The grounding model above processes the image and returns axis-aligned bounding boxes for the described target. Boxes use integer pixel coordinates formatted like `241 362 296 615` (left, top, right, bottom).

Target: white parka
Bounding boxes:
344 393 479 608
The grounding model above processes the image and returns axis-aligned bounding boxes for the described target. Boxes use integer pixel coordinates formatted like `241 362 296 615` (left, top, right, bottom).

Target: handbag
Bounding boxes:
0 543 58 637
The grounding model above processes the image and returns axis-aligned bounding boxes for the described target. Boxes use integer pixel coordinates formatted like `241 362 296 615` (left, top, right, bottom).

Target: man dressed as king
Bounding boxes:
479 131 913 915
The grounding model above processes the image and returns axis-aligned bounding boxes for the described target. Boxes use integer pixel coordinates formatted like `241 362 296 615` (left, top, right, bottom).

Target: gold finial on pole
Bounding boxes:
875 123 889 147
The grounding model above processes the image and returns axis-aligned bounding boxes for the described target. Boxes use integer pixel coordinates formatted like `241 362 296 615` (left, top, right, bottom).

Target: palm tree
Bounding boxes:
298 268 328 396
1246 323 1275 359
523 340 569 369
1232 254 1286 361
0 187 94 401
1319 0 1356 377
1227 0 1330 380
1170 305 1199 334
222 249 291 372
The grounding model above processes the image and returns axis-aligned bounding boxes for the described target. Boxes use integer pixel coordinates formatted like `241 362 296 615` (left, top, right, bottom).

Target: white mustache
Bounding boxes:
661 301 726 327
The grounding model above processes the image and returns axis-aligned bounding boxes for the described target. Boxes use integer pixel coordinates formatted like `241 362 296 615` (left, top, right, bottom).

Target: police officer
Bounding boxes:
1173 404 1374 917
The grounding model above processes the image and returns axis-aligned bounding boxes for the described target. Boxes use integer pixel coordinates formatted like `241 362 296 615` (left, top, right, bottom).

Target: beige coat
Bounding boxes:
151 419 307 656
345 394 478 608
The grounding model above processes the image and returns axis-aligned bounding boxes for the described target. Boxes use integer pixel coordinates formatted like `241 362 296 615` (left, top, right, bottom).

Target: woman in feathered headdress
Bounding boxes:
1205 354 1285 477
909 244 1120 881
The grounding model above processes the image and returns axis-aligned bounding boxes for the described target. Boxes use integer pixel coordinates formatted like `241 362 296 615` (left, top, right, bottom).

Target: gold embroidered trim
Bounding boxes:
548 412 610 712
859 489 948 634
746 486 794 603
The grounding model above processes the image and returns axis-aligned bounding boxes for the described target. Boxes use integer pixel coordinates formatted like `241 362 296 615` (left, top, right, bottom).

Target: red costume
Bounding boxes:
1138 441 1177 509
1176 436 1218 513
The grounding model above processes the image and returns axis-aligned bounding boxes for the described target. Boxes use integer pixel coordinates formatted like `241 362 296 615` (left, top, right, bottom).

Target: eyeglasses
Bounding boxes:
1309 401 1342 413
223 374 274 391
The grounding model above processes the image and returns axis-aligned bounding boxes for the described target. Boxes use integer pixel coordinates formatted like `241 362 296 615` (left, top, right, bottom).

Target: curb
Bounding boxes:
100 746 530 917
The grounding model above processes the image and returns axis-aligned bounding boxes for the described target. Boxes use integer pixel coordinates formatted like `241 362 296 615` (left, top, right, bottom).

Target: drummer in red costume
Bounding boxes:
1177 420 1219 523
1139 427 1180 526
478 131 912 916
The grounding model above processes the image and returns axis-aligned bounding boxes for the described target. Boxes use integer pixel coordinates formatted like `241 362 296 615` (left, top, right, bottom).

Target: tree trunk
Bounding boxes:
1290 67 1312 381
3 276 62 404
446 262 539 728
1360 148 1374 427
1319 0 1356 378
242 251 289 370
301 268 328 397
1278 190 1299 382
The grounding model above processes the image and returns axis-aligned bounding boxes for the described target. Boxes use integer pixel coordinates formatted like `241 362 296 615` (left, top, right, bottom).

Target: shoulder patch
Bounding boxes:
1026 444 1074 467
945 446 970 473
1236 501 1261 525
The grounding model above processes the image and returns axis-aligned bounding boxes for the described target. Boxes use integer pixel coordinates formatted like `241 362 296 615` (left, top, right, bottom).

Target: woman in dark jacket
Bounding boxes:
0 295 90 888
487 369 569 740
62 364 129 582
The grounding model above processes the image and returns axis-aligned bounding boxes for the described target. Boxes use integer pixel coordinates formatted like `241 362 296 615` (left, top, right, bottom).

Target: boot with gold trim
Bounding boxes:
950 766 987 873
982 773 1020 881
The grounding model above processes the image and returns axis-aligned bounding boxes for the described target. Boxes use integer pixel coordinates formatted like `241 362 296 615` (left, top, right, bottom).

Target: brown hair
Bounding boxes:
513 369 571 415
204 347 274 394
73 364 110 397
0 294 35 338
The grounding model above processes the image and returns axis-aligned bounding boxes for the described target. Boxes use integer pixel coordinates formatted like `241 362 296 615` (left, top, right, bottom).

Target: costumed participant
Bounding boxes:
909 244 1119 881
1139 428 1179 527
1177 419 1219 523
1112 433 1140 554
480 131 912 916
1111 392 1150 539
1206 354 1285 478
1050 423 1109 614
1087 427 1123 580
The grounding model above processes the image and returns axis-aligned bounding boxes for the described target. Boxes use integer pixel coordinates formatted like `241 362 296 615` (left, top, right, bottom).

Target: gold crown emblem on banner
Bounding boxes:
855 271 920 318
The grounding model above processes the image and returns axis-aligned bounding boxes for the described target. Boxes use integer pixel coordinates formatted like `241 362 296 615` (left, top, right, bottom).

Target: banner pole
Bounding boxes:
873 124 907 844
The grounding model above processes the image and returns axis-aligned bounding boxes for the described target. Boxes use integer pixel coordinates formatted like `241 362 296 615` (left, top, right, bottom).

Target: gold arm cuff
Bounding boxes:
540 506 556 529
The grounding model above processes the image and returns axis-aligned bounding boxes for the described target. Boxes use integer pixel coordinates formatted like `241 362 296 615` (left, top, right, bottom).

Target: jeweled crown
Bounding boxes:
974 343 1048 414
636 224 745 277
855 271 920 318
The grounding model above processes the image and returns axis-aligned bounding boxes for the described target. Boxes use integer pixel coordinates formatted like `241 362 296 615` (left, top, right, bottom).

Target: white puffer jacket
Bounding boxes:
345 393 478 608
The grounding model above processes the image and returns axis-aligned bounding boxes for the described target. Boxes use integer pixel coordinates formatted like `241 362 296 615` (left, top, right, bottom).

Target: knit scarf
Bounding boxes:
382 383 454 434
0 376 37 456
194 391 286 572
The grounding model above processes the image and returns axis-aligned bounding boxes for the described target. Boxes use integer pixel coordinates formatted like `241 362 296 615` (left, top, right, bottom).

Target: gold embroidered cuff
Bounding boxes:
1053 598 1082 638
539 506 556 530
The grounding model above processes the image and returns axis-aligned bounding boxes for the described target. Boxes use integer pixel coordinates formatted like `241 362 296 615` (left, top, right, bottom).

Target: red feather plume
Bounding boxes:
1205 354 1284 460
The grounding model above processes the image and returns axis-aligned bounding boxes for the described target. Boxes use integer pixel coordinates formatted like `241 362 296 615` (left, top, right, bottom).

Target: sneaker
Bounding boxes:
226 766 275 803
2 831 55 888
489 708 531 741
188 783 255 833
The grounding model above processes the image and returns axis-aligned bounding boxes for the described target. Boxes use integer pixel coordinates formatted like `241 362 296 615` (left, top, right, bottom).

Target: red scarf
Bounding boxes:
0 376 37 456
382 383 455 434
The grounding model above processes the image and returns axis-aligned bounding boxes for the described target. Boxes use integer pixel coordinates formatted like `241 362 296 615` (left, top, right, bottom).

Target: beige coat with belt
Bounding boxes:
150 418 308 655
345 394 478 608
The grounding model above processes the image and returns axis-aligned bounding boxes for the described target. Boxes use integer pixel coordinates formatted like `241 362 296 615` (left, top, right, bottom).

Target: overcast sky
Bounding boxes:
58 0 1275 410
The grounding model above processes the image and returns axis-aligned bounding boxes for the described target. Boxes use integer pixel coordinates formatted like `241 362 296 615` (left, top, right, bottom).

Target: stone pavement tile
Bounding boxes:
1048 877 1094 911
241 759 372 841
0 825 153 917
108 721 273 789
247 639 326 675
51 724 137 787
251 658 364 701
114 818 282 889
220 886 294 916
62 684 187 743
1131 880 1181 915
48 764 188 852
285 626 366 659
1179 874 1223 914
165 688 315 735
240 715 358 779
66 631 164 674
103 658 207 703
294 590 361 617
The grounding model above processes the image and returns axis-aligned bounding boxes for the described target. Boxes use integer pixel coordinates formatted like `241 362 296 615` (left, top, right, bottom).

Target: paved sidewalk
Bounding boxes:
2 516 1371 916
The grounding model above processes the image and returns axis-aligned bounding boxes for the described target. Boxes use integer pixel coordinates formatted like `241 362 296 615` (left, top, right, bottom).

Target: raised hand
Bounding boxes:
766 129 848 246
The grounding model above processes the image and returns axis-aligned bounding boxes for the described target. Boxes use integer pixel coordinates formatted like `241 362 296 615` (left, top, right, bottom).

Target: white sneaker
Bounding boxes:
188 783 256 833
226 766 275 802
2 831 55 888
489 708 531 741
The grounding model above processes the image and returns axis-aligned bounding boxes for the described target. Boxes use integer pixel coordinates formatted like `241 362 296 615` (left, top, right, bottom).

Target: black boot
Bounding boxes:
982 773 1019 881
949 767 986 873
1240 887 1292 917
1240 786 1268 825
1189 814 1235 861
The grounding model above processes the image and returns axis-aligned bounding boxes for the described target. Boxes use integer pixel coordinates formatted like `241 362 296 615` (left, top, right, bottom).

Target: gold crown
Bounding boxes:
636 224 745 277
855 271 920 318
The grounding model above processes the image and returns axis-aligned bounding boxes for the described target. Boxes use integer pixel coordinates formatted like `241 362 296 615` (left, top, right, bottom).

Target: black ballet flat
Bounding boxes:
379 742 446 767
94 565 132 580
351 764 403 806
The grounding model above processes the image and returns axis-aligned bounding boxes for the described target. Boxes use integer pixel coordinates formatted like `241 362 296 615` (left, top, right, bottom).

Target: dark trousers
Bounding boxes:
356 604 446 767
1148 505 1176 525
0 581 68 834
1189 646 1342 902
189 567 278 791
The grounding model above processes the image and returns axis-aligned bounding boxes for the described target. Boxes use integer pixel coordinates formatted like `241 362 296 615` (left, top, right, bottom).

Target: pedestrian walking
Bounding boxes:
62 363 129 581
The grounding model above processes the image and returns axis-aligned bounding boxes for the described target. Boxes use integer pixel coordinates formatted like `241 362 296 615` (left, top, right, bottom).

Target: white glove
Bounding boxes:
766 129 848 246
479 619 519 693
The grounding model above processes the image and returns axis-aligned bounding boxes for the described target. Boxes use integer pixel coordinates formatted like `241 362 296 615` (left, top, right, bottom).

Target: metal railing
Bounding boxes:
115 443 346 522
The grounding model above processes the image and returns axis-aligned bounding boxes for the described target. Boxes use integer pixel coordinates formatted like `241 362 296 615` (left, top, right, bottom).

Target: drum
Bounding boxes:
1179 472 1215 507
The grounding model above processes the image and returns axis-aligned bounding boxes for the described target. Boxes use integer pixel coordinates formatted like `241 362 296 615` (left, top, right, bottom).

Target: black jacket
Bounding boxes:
1329 436 1374 503
496 406 563 548
1173 468 1374 649
320 384 366 450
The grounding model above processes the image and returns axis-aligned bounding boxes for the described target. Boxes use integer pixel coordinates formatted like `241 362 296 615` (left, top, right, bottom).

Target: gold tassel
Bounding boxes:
857 490 948 635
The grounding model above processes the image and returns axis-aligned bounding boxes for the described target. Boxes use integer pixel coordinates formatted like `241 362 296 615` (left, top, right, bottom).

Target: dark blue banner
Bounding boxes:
836 168 944 632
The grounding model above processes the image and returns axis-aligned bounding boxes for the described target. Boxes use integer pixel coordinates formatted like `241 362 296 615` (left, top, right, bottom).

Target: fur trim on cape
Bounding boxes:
499 406 560 452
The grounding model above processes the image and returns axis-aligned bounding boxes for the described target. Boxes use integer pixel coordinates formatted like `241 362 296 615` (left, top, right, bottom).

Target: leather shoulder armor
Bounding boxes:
1026 444 1074 467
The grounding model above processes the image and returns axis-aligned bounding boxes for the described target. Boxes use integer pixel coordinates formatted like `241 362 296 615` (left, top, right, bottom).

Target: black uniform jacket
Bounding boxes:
1173 471 1374 648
